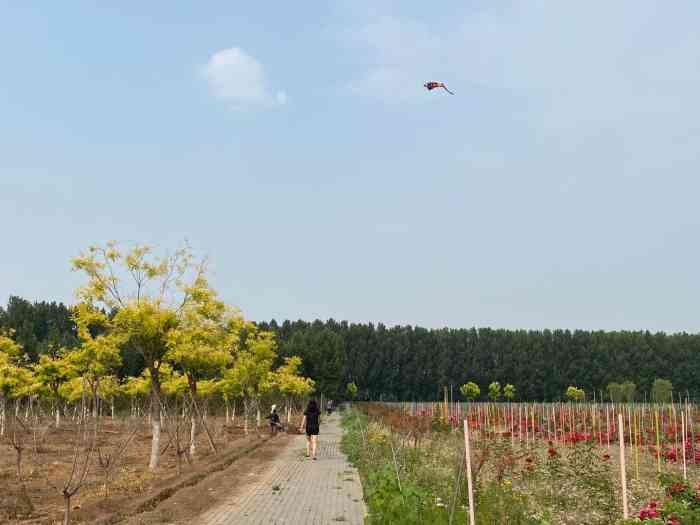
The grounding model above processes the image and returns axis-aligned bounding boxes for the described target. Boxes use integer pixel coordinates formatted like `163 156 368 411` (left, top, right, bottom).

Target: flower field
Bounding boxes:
342 402 700 524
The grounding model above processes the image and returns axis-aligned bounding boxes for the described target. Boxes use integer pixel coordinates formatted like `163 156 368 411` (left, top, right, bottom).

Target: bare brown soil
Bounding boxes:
0 417 294 525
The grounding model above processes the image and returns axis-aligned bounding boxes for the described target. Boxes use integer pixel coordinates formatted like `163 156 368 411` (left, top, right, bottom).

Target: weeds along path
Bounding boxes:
194 413 367 525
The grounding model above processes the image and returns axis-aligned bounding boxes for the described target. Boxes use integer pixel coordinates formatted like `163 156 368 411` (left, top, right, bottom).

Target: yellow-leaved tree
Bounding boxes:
272 356 315 424
0 332 32 436
33 352 76 427
165 277 233 456
220 323 277 435
72 242 209 470
65 304 122 418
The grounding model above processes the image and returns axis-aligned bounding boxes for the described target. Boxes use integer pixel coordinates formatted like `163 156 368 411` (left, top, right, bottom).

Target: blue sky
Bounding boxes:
2 1 699 331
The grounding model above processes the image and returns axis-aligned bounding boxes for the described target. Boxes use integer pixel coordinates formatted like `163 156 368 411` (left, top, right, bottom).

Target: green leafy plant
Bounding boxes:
488 382 502 402
460 381 480 401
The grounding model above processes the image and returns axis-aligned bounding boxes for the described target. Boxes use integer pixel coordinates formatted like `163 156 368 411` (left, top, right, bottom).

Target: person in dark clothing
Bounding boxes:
326 400 333 416
266 405 283 435
299 399 320 459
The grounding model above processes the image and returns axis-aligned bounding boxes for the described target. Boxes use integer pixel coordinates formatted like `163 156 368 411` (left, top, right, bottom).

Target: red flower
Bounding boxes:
602 453 610 461
547 447 558 458
639 500 660 520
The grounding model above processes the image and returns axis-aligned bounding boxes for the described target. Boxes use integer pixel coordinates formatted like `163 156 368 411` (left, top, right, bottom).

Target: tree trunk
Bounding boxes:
148 367 162 471
92 378 100 419
63 494 71 525
190 412 197 457
0 395 5 437
243 399 249 436
16 445 23 481
186 373 216 454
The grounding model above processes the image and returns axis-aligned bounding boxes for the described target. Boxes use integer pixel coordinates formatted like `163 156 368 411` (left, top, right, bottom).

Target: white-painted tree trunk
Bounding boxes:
148 370 162 471
243 400 249 436
0 396 5 436
190 413 197 457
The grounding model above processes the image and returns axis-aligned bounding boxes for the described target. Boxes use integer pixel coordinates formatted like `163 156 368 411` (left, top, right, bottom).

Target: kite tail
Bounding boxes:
443 87 455 95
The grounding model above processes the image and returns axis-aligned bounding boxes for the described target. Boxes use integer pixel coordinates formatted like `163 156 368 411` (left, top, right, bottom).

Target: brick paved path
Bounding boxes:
196 413 366 525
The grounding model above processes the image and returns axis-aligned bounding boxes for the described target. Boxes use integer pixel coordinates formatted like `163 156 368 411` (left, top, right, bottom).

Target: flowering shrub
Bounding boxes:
619 475 700 524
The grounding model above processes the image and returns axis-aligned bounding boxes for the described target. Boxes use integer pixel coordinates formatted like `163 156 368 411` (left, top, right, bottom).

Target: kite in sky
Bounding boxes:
424 81 454 95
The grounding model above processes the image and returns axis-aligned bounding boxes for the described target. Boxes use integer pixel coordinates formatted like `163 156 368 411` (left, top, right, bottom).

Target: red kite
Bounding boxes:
424 81 454 95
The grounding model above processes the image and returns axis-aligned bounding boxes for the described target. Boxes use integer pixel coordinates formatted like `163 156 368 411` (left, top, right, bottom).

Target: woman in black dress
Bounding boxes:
299 399 320 460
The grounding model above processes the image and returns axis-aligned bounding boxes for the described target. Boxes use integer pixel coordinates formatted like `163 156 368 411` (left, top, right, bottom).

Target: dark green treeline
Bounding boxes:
3 296 699 402
260 319 700 402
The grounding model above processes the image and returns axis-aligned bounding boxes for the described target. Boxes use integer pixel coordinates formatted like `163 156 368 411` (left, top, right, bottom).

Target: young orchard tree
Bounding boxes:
0 333 34 438
346 382 358 400
121 374 150 417
460 381 480 401
503 383 516 401
0 335 37 481
606 382 623 403
165 279 234 456
72 242 210 470
651 378 673 403
33 353 75 427
0 333 22 436
620 381 637 403
221 323 277 436
65 304 122 418
565 386 585 402
488 381 502 402
98 376 121 419
272 356 315 423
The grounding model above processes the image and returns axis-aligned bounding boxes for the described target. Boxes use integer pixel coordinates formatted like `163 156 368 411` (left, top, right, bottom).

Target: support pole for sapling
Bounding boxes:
463 419 476 525
682 413 687 480
618 413 629 520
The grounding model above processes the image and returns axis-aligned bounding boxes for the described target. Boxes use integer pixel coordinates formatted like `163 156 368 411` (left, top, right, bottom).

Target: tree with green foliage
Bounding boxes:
72 242 208 470
503 383 516 401
347 381 358 400
606 382 623 403
165 279 233 456
66 303 122 418
0 332 33 435
488 381 502 402
565 386 585 401
651 378 673 403
460 381 480 401
33 353 75 427
620 381 636 402
220 323 277 435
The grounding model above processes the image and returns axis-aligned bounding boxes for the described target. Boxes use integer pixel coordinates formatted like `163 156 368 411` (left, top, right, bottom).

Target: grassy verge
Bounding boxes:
340 409 541 525
340 407 700 525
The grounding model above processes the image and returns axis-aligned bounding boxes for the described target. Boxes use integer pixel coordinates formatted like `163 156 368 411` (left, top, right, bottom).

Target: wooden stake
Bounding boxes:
463 419 476 525
618 414 629 520
682 413 687 480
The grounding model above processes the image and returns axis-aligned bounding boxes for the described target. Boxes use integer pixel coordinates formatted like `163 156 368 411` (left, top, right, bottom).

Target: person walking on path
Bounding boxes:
266 404 283 435
299 399 321 459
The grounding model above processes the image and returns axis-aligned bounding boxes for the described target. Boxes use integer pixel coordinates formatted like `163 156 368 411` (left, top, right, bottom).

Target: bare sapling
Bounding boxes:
159 397 192 476
96 421 138 498
3 403 32 481
60 400 98 525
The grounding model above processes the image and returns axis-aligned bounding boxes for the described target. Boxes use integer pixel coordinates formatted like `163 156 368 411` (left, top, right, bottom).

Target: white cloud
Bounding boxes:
202 47 287 108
